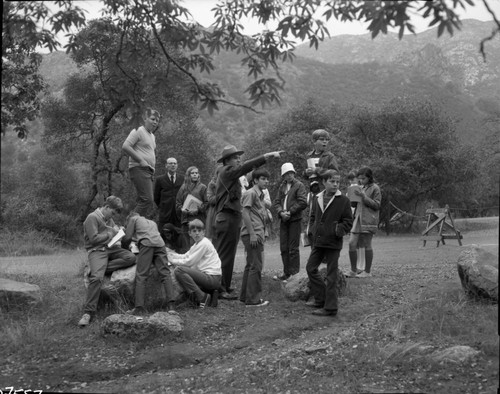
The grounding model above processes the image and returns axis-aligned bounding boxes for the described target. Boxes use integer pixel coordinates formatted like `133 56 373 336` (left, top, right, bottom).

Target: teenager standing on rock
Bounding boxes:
122 108 161 218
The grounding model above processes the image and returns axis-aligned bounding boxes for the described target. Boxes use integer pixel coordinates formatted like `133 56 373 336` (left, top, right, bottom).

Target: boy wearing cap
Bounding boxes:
272 163 307 281
78 196 136 327
213 145 283 300
305 129 339 190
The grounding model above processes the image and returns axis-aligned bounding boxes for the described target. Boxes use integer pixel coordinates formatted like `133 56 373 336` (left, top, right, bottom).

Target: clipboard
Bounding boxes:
182 194 203 211
107 228 125 248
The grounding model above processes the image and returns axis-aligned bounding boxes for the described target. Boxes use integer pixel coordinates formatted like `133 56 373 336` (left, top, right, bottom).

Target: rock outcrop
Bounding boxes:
0 277 42 311
283 269 347 302
101 311 183 339
84 263 184 310
457 245 498 302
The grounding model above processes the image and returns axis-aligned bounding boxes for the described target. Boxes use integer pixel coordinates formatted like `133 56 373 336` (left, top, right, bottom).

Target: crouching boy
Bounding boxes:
306 170 353 316
123 211 176 314
167 219 222 308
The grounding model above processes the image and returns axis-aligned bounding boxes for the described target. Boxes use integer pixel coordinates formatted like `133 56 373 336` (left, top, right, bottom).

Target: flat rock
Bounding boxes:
101 311 183 339
0 277 42 311
283 268 347 302
457 245 498 302
432 345 480 363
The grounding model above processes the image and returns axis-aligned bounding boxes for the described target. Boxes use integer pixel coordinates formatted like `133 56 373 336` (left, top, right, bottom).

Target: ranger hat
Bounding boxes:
217 145 244 163
281 162 296 176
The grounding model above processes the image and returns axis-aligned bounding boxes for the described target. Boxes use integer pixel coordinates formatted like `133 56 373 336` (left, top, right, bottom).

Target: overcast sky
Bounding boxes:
78 0 500 36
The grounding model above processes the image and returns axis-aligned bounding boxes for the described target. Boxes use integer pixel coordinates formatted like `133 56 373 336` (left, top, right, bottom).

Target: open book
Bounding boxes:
182 194 203 211
107 228 125 248
307 158 319 169
346 185 362 203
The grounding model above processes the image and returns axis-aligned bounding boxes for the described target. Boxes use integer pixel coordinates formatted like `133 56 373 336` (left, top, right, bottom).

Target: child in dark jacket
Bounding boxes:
306 170 353 316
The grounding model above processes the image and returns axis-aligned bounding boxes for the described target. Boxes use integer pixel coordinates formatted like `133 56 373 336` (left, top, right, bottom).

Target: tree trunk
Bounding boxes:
78 102 125 222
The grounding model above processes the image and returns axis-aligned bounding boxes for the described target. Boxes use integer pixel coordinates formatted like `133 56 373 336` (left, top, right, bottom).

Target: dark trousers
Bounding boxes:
240 235 264 305
129 166 154 218
213 211 241 292
84 248 136 314
174 266 221 302
134 245 175 308
279 219 302 276
306 247 340 312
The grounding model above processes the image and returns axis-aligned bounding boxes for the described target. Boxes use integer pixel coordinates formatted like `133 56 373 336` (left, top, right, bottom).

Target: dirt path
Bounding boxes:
1 223 498 393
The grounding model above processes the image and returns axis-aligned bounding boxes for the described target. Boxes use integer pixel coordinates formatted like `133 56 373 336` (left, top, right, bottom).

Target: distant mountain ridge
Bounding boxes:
39 19 499 148
295 19 500 99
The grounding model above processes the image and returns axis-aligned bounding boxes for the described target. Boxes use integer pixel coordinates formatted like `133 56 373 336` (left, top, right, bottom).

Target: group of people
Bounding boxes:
78 108 381 327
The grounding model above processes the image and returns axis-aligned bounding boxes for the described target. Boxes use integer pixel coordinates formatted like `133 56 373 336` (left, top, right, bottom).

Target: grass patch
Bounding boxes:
0 229 61 257
1 271 90 355
403 287 498 353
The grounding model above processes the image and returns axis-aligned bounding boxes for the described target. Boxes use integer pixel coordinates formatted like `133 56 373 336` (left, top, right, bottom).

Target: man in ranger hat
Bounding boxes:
273 163 307 281
213 145 284 300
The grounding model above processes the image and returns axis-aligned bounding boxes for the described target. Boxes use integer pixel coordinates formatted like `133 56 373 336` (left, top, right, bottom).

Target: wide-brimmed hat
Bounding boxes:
281 162 296 176
217 145 244 163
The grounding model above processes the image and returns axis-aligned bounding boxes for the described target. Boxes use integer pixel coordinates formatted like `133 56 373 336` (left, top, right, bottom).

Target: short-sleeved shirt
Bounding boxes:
125 125 156 169
240 186 267 242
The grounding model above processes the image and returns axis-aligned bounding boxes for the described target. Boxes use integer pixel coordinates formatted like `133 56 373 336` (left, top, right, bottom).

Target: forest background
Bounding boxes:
1 1 499 254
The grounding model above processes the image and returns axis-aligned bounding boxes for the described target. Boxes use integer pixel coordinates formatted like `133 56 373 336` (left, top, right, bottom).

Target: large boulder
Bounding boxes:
457 245 498 302
283 268 347 302
0 277 42 311
101 311 183 339
84 263 184 310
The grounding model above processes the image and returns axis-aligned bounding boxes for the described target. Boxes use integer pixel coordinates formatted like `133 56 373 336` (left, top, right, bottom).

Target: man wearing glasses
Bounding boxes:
154 157 184 232
78 196 136 327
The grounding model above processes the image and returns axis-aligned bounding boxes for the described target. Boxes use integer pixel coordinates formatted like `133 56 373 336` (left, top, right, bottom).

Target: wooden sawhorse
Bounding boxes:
421 205 463 247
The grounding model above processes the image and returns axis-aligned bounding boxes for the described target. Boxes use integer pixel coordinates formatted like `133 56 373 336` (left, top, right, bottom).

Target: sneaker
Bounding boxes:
356 271 372 278
126 306 146 315
78 313 91 327
199 293 211 309
345 271 358 278
246 299 270 307
272 274 290 282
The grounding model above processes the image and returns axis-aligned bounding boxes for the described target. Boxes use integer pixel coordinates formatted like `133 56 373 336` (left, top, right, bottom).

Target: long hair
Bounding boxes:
184 166 200 189
357 166 374 184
